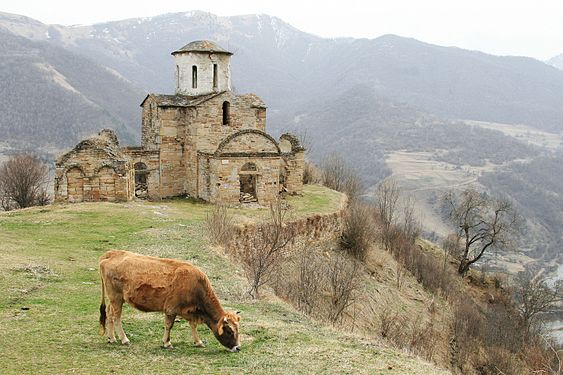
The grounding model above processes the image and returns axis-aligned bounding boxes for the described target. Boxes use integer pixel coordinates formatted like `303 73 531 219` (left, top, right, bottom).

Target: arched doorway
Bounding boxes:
239 162 257 203
66 167 84 203
134 162 149 198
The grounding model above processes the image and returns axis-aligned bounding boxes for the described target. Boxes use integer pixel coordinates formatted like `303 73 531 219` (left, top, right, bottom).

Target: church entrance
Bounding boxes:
134 162 149 198
239 163 258 203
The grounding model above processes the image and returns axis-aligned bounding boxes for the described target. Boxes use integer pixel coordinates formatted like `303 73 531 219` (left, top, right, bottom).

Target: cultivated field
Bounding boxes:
0 185 447 374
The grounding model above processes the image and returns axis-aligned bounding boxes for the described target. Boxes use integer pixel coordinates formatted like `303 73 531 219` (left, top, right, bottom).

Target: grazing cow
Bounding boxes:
98 250 241 351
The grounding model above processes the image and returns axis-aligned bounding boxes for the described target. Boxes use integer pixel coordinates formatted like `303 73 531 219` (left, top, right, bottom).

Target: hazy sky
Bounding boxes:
2 0 563 60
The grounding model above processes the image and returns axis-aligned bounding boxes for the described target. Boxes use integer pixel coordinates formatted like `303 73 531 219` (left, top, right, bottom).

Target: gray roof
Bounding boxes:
140 92 225 108
171 40 233 56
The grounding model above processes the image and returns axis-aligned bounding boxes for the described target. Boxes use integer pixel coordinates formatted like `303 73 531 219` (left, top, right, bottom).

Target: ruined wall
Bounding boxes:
55 131 133 203
141 99 160 150
226 196 347 258
205 156 280 205
122 147 161 199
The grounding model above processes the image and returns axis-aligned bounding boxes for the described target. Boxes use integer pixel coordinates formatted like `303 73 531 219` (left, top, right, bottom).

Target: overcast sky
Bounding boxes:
3 0 563 60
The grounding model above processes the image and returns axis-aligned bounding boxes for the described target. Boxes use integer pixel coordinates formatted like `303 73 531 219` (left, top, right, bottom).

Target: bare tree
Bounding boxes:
243 199 292 298
443 188 519 276
513 269 562 342
402 195 421 244
375 179 400 251
320 155 363 201
0 154 49 210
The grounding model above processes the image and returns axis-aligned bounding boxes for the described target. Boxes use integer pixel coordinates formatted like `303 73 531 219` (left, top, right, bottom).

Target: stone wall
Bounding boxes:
55 130 133 203
122 147 161 199
203 155 281 205
226 196 347 258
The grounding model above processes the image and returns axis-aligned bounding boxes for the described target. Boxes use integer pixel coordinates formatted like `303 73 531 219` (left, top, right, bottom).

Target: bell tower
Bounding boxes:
171 40 233 96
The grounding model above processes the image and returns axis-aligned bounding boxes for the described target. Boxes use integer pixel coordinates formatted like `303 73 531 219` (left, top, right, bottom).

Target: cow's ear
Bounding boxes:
216 320 224 336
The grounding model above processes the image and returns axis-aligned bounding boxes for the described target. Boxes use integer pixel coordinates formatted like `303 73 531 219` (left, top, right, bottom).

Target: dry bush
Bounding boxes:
0 154 49 210
294 249 326 316
340 202 374 261
205 205 234 246
375 179 400 251
320 155 363 201
401 195 421 244
243 199 291 298
326 252 361 325
374 302 438 361
302 161 321 185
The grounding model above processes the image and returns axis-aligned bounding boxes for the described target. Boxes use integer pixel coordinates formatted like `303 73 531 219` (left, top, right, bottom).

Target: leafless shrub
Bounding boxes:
401 195 421 244
375 302 438 360
340 202 374 261
243 199 291 298
0 154 49 210
294 249 326 316
376 303 402 339
375 179 400 251
326 252 361 325
205 205 234 246
320 155 363 201
302 161 321 185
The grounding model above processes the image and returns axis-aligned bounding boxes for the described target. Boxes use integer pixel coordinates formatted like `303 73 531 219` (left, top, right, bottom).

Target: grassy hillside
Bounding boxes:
0 185 447 374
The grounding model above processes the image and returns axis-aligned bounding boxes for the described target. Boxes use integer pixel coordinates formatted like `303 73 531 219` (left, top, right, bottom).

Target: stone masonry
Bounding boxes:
55 40 304 205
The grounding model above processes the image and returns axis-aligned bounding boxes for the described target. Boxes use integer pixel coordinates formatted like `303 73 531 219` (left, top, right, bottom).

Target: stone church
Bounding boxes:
55 41 304 205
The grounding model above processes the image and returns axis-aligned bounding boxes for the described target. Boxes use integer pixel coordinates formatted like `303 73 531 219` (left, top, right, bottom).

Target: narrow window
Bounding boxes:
192 65 197 89
222 101 230 126
213 63 218 90
176 65 180 89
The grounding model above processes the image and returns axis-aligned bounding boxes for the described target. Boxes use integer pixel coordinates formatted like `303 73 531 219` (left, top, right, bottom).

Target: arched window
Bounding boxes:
222 101 230 126
192 65 197 89
176 65 180 89
213 63 218 90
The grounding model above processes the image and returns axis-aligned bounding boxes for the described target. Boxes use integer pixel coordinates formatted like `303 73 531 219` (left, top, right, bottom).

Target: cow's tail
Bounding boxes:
99 272 107 336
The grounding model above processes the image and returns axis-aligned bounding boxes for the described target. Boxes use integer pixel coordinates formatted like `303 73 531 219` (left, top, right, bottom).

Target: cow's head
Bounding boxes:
213 311 241 352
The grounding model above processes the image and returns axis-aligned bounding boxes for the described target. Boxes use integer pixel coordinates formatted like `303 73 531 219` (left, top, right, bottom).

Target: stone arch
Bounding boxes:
279 133 305 153
214 129 281 156
65 166 85 203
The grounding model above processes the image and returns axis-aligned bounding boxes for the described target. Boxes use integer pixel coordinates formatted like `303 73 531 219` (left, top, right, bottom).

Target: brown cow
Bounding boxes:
98 250 241 351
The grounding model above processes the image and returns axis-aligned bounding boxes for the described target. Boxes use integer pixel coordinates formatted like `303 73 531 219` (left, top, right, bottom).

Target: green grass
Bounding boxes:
0 185 446 374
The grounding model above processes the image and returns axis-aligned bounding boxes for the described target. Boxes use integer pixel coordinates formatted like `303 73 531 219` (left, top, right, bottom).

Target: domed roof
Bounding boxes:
171 40 233 56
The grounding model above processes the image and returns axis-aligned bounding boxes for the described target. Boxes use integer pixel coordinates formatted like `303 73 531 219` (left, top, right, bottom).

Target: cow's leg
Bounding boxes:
190 322 205 347
162 314 176 349
109 298 129 345
105 304 117 344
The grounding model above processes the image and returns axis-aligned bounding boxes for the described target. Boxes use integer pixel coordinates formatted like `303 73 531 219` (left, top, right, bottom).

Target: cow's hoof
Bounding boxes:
107 338 116 344
121 340 130 346
194 340 205 348
161 344 174 350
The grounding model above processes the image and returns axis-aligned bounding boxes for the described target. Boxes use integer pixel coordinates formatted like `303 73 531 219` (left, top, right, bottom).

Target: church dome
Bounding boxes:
171 40 233 56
